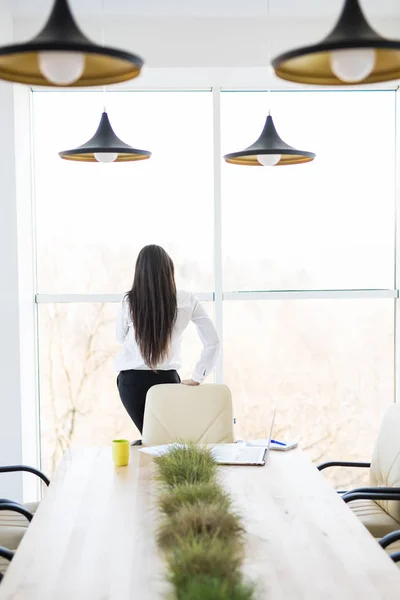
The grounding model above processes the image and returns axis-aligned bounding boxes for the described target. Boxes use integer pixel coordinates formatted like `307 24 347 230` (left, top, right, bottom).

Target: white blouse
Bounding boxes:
115 290 220 383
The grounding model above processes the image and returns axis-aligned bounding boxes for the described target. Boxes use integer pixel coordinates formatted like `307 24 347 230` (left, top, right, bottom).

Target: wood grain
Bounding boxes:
0 448 169 600
0 448 399 599
222 449 400 599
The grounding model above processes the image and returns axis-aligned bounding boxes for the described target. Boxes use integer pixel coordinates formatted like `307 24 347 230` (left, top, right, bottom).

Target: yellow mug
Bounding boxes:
112 439 130 466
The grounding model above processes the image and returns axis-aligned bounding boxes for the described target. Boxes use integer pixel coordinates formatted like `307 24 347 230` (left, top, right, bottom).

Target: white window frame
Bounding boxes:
21 84 400 498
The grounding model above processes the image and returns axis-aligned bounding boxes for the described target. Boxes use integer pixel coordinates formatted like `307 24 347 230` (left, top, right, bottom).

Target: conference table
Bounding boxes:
1 447 400 599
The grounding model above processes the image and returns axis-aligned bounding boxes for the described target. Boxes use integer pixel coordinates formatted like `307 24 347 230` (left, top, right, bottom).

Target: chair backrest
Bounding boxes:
142 383 234 446
370 403 400 521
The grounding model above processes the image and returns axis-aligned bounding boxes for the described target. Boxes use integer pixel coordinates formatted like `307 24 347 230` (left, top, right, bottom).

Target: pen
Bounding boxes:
271 439 286 446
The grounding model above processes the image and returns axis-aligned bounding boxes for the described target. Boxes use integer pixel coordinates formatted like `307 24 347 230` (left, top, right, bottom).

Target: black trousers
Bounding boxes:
117 369 181 434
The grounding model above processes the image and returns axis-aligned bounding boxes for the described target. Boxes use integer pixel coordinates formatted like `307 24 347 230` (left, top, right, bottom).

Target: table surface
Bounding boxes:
1 447 400 599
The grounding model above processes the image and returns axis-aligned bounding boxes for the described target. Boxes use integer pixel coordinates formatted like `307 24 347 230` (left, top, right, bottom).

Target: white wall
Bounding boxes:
14 85 40 502
0 0 23 501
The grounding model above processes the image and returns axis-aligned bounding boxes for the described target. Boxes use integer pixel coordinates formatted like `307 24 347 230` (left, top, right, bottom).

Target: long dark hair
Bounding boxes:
127 245 177 369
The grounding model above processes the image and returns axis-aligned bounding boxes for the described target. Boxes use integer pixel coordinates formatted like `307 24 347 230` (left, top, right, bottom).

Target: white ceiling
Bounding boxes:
7 0 400 74
8 0 400 20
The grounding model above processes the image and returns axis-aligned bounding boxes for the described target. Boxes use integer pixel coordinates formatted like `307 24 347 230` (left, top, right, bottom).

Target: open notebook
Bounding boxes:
210 444 266 466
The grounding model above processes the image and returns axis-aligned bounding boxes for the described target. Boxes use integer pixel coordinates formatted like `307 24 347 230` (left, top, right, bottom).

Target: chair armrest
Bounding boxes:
0 501 33 522
342 491 400 503
0 546 14 583
317 461 371 471
0 547 14 562
379 530 400 549
0 465 50 487
344 486 400 497
390 551 400 563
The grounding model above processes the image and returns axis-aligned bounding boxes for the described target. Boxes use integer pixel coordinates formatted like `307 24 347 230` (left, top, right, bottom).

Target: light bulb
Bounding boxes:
257 154 281 166
94 152 118 163
38 51 85 85
330 48 375 83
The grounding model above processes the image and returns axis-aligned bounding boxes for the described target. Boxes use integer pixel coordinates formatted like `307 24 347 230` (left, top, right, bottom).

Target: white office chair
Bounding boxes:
320 403 400 538
142 383 234 446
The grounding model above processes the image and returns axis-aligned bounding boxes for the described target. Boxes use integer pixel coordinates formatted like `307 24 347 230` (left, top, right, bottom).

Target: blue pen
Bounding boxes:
271 439 286 446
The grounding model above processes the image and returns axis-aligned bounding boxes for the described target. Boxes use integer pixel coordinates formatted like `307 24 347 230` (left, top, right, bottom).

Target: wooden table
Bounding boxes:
1 447 400 599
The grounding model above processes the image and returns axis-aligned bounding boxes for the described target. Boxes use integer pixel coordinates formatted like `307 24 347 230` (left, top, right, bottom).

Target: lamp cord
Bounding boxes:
101 0 105 46
102 0 106 110
267 0 272 114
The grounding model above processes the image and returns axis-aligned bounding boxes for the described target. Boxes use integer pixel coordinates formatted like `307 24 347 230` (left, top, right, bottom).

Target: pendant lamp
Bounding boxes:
272 0 400 86
59 111 151 163
223 114 315 166
0 0 143 87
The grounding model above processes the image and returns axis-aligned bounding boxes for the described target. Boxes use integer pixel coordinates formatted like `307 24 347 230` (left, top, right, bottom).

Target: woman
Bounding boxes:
115 244 220 434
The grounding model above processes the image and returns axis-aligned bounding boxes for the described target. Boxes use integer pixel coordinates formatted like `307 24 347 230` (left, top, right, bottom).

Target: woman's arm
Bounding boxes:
183 295 220 385
116 299 129 344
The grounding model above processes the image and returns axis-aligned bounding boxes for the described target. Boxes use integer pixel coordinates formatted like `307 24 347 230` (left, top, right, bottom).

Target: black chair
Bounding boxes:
318 456 400 538
390 552 400 563
0 546 14 583
317 460 400 502
0 464 50 517
342 489 400 503
0 465 48 578
0 465 50 488
318 460 371 472
0 501 32 583
379 530 400 564
0 501 34 523
317 460 371 494
318 461 400 503
317 404 400 539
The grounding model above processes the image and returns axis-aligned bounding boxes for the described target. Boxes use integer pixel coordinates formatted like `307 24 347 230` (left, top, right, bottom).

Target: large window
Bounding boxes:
38 302 211 473
33 89 397 484
221 91 395 291
33 91 214 294
223 298 394 488
33 90 214 473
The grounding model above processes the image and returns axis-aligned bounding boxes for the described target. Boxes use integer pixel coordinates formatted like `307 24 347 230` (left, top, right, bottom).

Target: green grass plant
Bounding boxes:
167 535 243 582
158 481 231 517
173 574 256 600
154 443 217 487
157 500 243 549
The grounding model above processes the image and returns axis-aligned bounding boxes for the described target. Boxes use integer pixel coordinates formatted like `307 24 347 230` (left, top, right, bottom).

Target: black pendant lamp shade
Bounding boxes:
0 0 143 86
59 111 151 162
272 0 400 86
223 114 315 166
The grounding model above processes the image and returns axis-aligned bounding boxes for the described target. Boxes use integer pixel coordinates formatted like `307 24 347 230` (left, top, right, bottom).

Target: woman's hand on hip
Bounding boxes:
181 379 200 386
